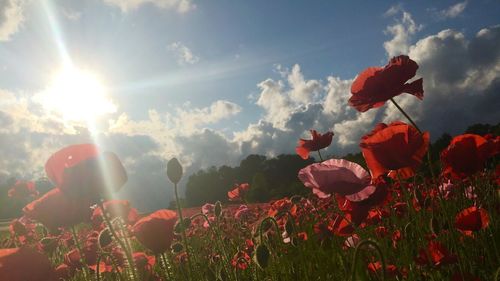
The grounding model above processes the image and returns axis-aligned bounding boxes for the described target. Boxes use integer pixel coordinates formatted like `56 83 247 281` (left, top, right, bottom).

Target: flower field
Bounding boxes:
1 56 499 281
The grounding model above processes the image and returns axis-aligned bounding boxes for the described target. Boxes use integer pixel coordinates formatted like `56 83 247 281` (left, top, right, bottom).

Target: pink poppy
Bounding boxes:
298 159 374 198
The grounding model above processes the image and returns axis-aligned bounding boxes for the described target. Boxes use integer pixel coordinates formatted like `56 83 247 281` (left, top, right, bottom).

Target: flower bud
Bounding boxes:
98 228 113 249
253 244 270 269
167 158 183 184
214 201 222 218
285 220 294 236
171 242 184 253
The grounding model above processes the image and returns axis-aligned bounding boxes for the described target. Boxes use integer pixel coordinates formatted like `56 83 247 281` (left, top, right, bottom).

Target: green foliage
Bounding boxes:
184 154 314 207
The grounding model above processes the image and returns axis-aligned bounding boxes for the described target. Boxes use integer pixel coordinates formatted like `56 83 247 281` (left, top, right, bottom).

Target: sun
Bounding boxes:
40 65 116 122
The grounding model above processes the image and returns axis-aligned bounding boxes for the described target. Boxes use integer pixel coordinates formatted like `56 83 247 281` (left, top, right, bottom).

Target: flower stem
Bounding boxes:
317 150 324 162
390 97 436 179
98 201 137 281
70 226 91 279
350 239 386 281
174 182 194 280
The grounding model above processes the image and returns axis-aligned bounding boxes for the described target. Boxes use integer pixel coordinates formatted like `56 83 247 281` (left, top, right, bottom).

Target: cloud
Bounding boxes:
383 9 422 57
168 42 200 65
102 0 195 13
384 4 403 17
60 7 82 21
0 0 26 41
440 1 467 19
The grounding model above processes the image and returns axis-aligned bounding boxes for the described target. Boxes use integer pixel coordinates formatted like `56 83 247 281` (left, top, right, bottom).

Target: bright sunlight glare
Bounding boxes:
40 65 116 122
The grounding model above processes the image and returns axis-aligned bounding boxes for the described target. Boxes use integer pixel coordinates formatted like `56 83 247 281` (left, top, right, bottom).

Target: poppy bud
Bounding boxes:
167 158 183 184
253 244 270 269
285 220 294 236
98 228 113 249
429 216 440 235
214 201 222 218
171 243 184 253
290 195 301 204
174 218 191 233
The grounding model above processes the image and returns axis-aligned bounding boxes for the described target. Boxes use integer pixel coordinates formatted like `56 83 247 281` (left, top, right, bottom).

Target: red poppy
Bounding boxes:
23 188 93 230
349 55 423 112
441 134 497 179
0 247 56 281
132 209 178 254
133 252 156 273
296 130 334 160
228 183 250 201
367 261 399 278
45 144 127 200
455 206 489 232
8 180 38 199
360 122 429 179
231 251 251 270
91 200 139 227
415 241 457 267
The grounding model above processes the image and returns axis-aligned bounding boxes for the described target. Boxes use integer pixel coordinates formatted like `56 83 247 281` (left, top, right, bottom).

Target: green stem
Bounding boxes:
317 150 324 162
258 217 281 244
96 252 124 281
98 201 137 281
174 182 194 280
70 226 91 279
350 239 386 281
390 97 436 180
190 213 233 279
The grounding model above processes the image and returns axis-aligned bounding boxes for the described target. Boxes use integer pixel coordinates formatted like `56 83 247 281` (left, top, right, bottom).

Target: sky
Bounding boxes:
0 0 499 211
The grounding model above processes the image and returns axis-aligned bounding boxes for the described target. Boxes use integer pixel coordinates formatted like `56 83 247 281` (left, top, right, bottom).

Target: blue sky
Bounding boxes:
1 0 499 210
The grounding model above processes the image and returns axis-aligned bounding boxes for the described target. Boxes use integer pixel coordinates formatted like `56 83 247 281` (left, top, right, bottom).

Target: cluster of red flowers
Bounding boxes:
0 55 498 280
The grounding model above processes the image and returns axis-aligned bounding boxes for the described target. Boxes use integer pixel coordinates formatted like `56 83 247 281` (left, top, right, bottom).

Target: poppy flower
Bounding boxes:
296 130 334 160
91 200 139 227
45 144 127 201
0 247 56 281
441 134 497 179
349 55 423 112
360 122 429 179
298 159 375 198
133 252 156 274
23 188 93 230
8 180 38 199
228 183 250 201
415 241 457 267
454 206 489 232
132 209 177 254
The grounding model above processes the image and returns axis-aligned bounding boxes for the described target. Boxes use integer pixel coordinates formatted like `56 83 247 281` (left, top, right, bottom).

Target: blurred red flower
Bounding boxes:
296 130 334 160
0 247 56 281
349 55 423 112
360 122 429 179
91 200 139 227
132 209 177 254
8 180 38 199
228 183 250 201
455 206 489 232
441 134 497 179
45 144 127 201
23 188 93 230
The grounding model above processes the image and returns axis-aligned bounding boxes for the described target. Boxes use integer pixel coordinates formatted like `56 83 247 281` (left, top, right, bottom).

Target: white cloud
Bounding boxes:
102 0 195 13
168 41 200 65
441 1 467 19
61 7 82 21
384 4 403 17
0 0 26 41
384 10 422 57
